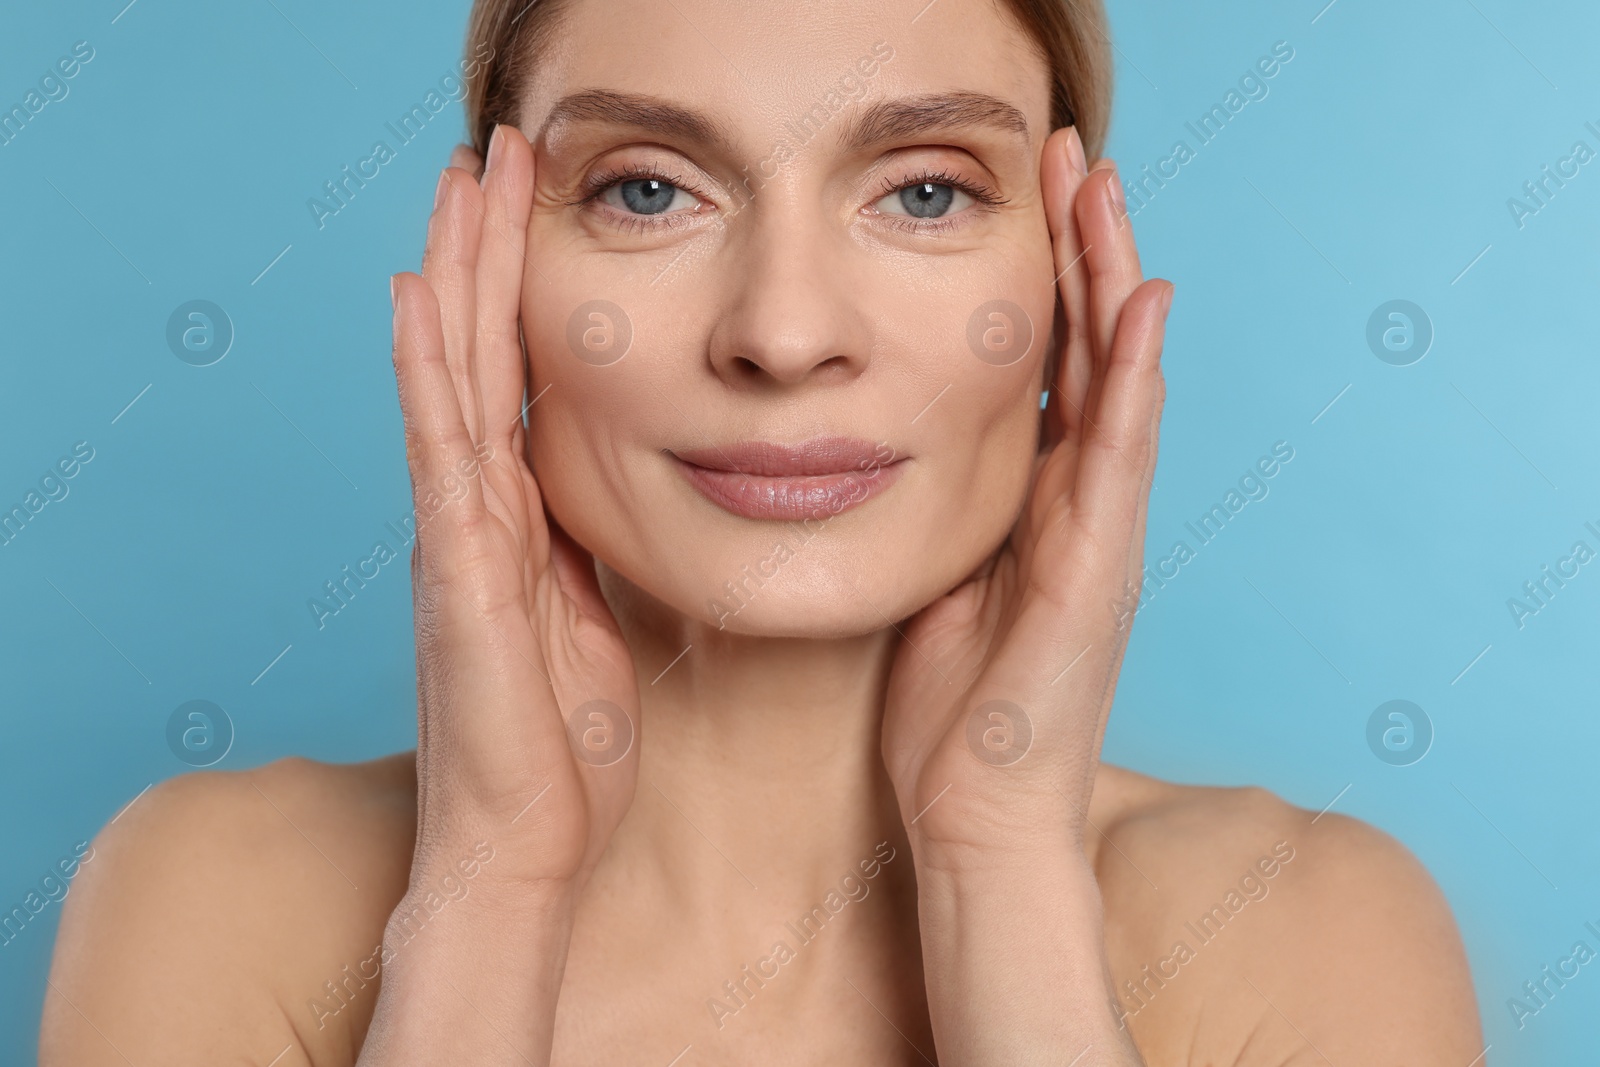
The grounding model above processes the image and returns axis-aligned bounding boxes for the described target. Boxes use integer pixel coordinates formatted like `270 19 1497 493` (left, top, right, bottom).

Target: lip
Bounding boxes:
671 436 906 521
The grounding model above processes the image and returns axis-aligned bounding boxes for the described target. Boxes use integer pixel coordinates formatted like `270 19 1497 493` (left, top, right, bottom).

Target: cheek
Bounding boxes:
516 254 714 585
912 254 1053 484
924 365 1040 553
517 257 642 542
909 253 1053 560
519 231 666 435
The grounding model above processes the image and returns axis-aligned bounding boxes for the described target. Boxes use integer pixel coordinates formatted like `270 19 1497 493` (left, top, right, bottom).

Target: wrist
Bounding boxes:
911 850 1142 1066
909 813 1095 883
914 843 1105 929
900 760 1096 871
383 872 577 951
361 875 577 1066
403 830 587 911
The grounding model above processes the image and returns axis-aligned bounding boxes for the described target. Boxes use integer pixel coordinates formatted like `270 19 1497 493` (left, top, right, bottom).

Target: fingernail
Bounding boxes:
1065 128 1087 177
1105 167 1126 215
390 274 399 310
1161 283 1175 315
433 168 449 212
484 124 504 176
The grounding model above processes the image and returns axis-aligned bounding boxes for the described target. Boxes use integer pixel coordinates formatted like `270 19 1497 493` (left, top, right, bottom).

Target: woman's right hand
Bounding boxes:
391 122 640 895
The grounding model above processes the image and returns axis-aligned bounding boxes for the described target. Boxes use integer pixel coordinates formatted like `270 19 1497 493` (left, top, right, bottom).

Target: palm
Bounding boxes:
394 126 639 888
882 138 1172 855
470 441 639 857
881 442 1086 843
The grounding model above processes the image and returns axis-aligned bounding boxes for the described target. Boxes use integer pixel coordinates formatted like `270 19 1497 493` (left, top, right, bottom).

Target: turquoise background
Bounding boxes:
2 0 1596 1062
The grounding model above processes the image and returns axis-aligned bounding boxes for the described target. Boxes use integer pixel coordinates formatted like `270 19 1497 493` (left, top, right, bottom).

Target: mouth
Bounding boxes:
670 436 907 521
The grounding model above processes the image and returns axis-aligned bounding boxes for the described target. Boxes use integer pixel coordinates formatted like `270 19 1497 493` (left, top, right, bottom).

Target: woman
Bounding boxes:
40 0 1483 1062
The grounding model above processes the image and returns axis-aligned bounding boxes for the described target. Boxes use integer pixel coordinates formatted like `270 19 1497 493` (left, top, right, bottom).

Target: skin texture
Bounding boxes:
40 1 1483 1064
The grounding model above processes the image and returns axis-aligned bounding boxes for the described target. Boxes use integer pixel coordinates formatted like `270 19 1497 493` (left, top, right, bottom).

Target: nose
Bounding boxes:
705 209 873 389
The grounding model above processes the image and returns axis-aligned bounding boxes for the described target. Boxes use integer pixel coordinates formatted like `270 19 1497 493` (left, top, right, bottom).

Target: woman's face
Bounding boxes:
518 0 1057 637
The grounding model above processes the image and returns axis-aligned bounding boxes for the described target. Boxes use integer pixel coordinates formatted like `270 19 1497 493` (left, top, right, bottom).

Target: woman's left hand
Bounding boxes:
879 127 1170 1065
883 130 1171 866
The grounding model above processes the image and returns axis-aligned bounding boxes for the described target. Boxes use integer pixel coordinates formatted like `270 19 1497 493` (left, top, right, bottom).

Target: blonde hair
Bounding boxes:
461 0 1113 161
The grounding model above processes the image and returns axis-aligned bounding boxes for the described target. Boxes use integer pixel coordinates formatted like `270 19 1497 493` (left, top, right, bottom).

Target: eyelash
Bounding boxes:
871 168 1008 234
574 163 1007 234
574 162 711 234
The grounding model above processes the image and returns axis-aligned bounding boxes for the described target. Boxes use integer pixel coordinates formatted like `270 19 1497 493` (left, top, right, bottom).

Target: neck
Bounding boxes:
595 562 909 912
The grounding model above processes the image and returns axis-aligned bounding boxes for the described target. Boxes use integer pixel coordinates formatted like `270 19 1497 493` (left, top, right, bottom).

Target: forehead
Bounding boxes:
520 0 1053 153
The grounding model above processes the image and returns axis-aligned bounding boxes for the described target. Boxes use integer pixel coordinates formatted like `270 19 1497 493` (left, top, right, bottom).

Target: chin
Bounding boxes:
599 506 996 640
690 554 932 639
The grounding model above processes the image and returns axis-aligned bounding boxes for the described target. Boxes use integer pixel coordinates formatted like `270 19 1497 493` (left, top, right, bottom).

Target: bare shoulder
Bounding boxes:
1090 764 1483 1065
41 752 419 1067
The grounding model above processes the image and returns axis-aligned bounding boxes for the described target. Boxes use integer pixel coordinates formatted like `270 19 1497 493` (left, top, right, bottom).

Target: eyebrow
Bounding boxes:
537 88 1031 156
539 89 737 153
838 91 1032 152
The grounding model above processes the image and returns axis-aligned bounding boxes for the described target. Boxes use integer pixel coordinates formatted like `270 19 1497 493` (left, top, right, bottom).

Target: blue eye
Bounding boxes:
873 181 976 221
900 183 954 218
602 177 696 216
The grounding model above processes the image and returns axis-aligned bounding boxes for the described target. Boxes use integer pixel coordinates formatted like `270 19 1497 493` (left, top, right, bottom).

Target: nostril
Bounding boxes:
734 352 855 385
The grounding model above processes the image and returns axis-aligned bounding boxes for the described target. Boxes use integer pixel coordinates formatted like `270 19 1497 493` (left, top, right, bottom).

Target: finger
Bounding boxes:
1120 373 1165 601
1125 320 1168 580
450 143 485 179
421 166 487 443
475 124 537 449
993 279 1170 694
1040 127 1093 445
1024 127 1093 545
1089 321 1167 759
1077 165 1145 411
391 272 488 554
1068 279 1171 571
